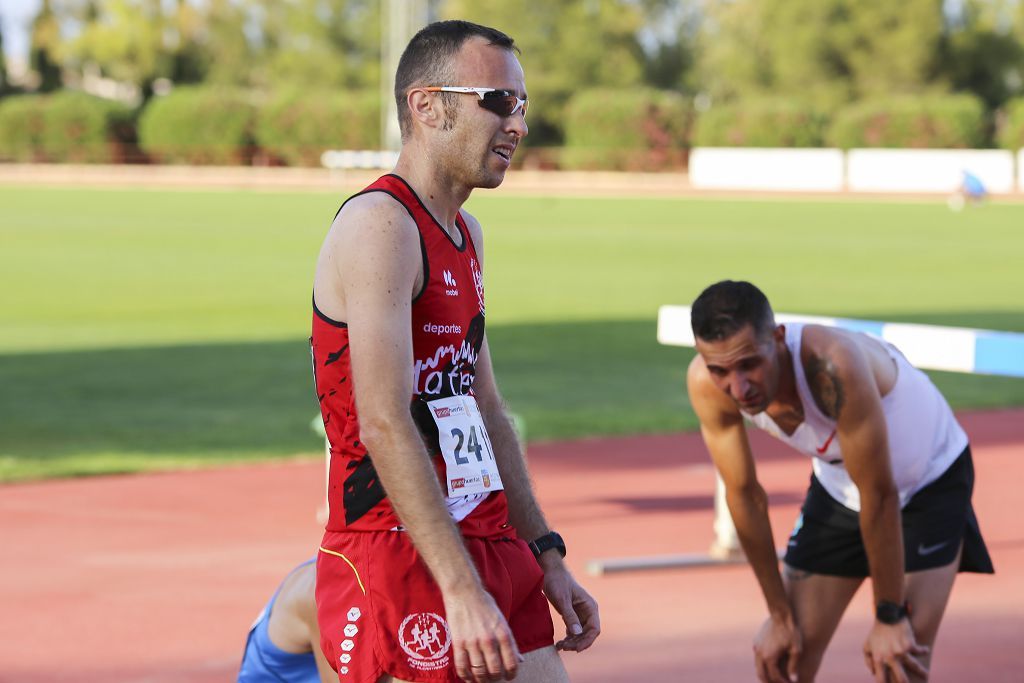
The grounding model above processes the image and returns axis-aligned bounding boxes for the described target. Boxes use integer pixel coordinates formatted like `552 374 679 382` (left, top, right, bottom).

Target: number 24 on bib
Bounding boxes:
428 395 504 497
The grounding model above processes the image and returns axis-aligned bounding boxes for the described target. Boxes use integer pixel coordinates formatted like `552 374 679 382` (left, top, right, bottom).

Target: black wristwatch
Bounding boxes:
528 531 566 559
875 600 910 625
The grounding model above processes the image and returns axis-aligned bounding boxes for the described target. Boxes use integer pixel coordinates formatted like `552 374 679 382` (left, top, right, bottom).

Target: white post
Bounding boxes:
709 474 742 560
381 0 430 154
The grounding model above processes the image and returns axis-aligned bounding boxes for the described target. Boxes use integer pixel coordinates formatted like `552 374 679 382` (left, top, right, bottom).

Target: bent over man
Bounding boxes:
686 280 992 683
309 20 599 683
238 559 333 683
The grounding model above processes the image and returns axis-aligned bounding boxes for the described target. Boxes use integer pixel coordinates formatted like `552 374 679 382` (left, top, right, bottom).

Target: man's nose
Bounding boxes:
507 112 528 139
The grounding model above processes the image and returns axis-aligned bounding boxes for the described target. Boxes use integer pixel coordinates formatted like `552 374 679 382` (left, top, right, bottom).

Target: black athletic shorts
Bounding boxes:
783 446 994 578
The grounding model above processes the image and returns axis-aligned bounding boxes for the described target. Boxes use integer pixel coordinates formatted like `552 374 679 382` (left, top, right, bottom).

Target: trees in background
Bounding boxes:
37 0 379 98
30 0 62 92
0 21 9 94
22 0 1024 112
697 0 947 112
942 0 1024 110
6 0 1024 163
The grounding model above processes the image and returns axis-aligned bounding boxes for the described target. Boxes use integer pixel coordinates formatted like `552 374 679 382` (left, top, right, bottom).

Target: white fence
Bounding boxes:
690 147 1020 193
321 149 400 170
847 149 1014 193
689 148 845 192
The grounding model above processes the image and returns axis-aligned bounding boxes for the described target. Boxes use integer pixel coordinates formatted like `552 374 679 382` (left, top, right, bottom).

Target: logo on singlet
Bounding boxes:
423 322 463 335
398 612 452 670
471 258 485 314
816 429 838 454
443 270 459 296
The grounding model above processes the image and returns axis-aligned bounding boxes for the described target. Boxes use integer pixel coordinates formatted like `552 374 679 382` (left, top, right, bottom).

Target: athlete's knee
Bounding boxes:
518 645 570 683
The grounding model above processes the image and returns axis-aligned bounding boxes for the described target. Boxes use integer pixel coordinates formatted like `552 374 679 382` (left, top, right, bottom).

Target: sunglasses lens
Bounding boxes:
480 92 525 118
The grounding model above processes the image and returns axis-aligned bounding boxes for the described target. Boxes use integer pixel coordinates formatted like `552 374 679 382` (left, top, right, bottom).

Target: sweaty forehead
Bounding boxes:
455 38 526 94
697 334 766 368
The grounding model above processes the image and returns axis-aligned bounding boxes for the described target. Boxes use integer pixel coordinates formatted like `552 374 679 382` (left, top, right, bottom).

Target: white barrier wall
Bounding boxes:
689 147 845 191
846 148 1015 193
321 149 400 170
1019 149 1024 192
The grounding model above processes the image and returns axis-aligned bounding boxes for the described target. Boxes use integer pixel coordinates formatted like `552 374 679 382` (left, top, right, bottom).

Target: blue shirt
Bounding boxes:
963 171 986 198
238 559 319 683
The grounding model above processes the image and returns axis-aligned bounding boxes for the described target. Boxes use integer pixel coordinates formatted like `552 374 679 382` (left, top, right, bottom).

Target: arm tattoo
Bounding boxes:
806 354 845 419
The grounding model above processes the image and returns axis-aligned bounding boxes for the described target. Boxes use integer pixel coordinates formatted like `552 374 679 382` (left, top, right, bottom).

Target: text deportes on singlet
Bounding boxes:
423 322 463 335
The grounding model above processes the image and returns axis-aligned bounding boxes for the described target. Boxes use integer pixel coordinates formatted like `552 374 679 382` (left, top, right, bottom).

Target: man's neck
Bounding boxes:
766 343 805 424
392 152 471 240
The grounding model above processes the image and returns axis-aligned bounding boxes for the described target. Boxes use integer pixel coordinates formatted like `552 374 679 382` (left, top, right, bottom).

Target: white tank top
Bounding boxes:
745 323 967 511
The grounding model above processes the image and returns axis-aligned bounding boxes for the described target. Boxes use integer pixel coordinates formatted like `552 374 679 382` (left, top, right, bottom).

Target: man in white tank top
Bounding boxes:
686 280 992 683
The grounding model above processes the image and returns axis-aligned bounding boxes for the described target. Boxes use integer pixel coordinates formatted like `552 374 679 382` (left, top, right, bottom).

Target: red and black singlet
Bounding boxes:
311 174 510 538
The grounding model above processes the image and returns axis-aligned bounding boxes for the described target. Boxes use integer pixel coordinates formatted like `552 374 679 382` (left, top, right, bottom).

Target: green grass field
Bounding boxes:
2 186 1022 481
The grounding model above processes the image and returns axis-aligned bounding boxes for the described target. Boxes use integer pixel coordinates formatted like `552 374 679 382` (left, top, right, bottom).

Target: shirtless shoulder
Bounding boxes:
314 191 423 322
798 324 895 418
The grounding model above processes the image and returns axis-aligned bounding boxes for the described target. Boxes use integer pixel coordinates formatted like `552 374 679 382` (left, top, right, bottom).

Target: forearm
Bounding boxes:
363 420 482 594
727 485 791 618
482 402 550 541
859 486 905 605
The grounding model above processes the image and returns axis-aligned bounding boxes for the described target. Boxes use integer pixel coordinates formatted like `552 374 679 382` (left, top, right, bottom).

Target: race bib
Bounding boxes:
427 395 503 497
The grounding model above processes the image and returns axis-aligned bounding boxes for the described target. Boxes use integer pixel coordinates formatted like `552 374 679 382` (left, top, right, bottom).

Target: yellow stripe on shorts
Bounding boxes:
318 545 367 595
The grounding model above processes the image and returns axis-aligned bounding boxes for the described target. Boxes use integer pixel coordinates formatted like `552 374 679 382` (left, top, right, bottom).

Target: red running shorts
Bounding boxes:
315 530 555 682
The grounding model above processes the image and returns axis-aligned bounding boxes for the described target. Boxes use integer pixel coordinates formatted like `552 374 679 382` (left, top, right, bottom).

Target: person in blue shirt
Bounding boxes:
961 170 987 202
949 169 988 211
238 559 332 683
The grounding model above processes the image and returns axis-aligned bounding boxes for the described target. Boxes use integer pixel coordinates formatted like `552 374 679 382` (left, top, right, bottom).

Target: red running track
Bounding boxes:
1 409 1021 682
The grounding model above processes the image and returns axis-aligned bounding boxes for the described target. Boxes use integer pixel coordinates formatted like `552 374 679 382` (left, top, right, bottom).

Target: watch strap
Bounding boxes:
528 531 566 559
875 600 910 624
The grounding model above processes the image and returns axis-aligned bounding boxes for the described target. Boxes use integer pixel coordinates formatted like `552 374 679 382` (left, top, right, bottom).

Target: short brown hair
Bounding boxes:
394 20 517 140
691 280 776 342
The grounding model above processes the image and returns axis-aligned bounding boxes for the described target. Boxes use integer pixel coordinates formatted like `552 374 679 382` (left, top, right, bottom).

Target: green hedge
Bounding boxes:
254 90 379 166
0 92 131 162
692 99 827 147
40 91 134 163
827 95 987 149
996 98 1024 151
0 95 48 161
139 86 256 165
562 88 690 171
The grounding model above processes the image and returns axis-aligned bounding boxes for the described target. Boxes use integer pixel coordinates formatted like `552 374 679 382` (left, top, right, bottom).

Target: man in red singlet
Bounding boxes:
309 20 599 683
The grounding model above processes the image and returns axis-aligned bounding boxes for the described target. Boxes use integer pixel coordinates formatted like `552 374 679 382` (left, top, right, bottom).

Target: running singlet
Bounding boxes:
310 174 510 538
237 559 319 683
744 323 968 511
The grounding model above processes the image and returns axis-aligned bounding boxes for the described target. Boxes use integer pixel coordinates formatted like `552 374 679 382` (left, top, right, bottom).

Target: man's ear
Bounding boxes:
407 88 443 132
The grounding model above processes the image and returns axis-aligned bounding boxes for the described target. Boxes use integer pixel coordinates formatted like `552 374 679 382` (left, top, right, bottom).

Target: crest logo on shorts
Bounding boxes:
398 612 451 671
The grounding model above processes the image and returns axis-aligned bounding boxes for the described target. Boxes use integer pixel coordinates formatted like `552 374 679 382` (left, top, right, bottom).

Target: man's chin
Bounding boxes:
737 399 766 413
475 169 506 189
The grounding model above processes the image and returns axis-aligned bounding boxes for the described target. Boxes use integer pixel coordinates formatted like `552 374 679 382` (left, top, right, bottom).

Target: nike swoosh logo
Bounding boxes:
918 540 951 556
816 429 838 454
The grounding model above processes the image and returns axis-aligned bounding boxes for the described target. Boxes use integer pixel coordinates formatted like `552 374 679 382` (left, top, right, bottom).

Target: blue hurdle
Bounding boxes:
585 307 1024 575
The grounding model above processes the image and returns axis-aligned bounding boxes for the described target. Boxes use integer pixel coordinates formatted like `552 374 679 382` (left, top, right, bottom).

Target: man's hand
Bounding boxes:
541 562 601 652
863 620 929 683
753 613 802 683
443 586 523 682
